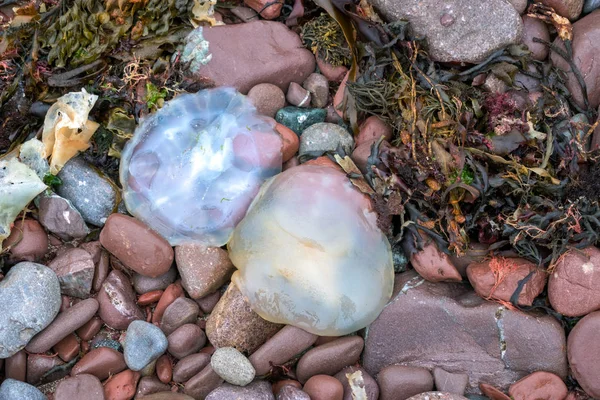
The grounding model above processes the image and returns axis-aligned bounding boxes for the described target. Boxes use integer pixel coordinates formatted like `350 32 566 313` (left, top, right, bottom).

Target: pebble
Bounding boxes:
356 116 393 147
92 338 123 352
206 283 282 354
54 374 104 400
100 213 174 278
0 262 61 358
2 219 48 263
26 354 64 385
296 336 364 383
316 57 348 83
136 376 170 397
103 369 141 400
408 238 462 282
277 385 311 400
479 383 511 400
47 248 95 298
97 270 144 330
548 247 600 316
507 0 527 13
76 317 103 341
206 380 275 400
79 241 110 292
406 393 468 400
160 297 200 335
152 283 184 324
467 257 546 306
273 380 302 395
538 0 583 19
287 82 312 108
333 71 349 118
334 366 380 400
56 156 119 226
124 320 168 371
275 123 301 163
249 325 318 376
54 333 80 362
508 371 567 400
156 355 172 383
522 16 550 61
211 347 256 386
303 375 344 400
351 139 388 174
584 0 600 12
173 353 212 383
567 311 600 398
5 350 27 381
299 123 354 158
275 107 327 135
248 83 286 118
448 242 488 277
175 244 234 299
377 365 434 400
184 365 224 399
244 0 282 19
37 192 90 241
0 379 46 400
71 347 127 381
303 73 329 108
433 367 468 395
140 394 195 400
138 290 164 306
363 271 567 393
167 324 206 359
132 267 177 295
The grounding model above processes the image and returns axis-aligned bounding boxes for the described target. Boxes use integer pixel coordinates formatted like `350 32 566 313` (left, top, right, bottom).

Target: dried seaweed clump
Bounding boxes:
301 13 352 67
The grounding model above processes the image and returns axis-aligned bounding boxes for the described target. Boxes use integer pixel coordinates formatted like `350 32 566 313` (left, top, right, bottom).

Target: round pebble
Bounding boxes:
0 379 46 400
124 320 168 371
248 83 286 118
211 347 256 386
168 323 206 359
303 375 344 400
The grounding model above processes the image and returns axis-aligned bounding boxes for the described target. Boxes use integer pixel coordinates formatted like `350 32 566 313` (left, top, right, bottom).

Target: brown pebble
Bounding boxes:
100 213 174 278
54 333 80 362
356 116 393 147
304 375 344 400
72 347 127 381
247 83 286 118
136 376 170 397
103 369 141 400
55 374 104 400
168 324 206 359
275 123 300 162
152 283 184 324
173 353 211 383
76 317 104 341
175 245 235 300
314 336 340 346
60 296 71 312
5 350 27 381
377 365 434 400
302 156 340 170
196 291 221 314
200 345 215 355
508 371 567 400
316 57 348 83
26 354 64 385
138 290 164 306
480 383 511 400
334 366 379 400
161 297 200 335
140 393 196 400
184 365 224 399
98 270 144 330
156 355 172 384
79 241 110 292
278 385 312 400
296 336 364 383
48 247 96 298
409 238 462 283
3 219 48 263
273 380 302 395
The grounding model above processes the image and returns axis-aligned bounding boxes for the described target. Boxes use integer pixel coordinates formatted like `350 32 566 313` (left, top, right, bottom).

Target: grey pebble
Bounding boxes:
211 347 256 387
124 320 168 371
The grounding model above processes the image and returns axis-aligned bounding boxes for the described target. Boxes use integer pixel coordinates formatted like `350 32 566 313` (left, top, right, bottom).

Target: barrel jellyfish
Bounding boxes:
228 164 394 336
119 87 283 246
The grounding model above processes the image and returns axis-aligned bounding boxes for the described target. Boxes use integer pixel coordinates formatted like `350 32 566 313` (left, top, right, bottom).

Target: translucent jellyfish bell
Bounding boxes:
120 87 283 246
228 164 394 336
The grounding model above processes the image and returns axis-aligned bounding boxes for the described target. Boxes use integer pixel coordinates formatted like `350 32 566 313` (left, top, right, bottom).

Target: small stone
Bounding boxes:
206 283 282 354
184 365 224 399
303 73 329 108
79 241 110 292
168 324 206 359
136 376 170 397
47 248 95 298
356 116 394 147
334 366 379 400
296 336 364 383
138 290 164 306
316 57 348 83
0 262 61 358
139 394 195 400
406 393 468 400
37 193 90 241
54 374 104 400
548 247 600 316
103 369 141 400
175 244 234 299
277 385 311 400
303 375 344 400
97 270 144 330
249 325 317 376
537 0 583 20
53 333 80 362
2 219 48 263
273 380 302 395
299 123 354 158
407 237 462 283
211 347 256 386
156 355 172 383
0 379 46 400
206 380 275 400
377 365 434 400
584 0 600 12
72 347 127 381
479 383 511 400
287 82 312 108
248 83 286 118
76 317 103 341
567 311 600 398
522 16 550 61
244 0 282 19
274 123 301 163
100 213 174 278
508 371 567 400
5 350 27 381
173 353 212 383
160 297 200 335
275 107 327 135
433 368 468 395
124 320 168 371
351 139 389 174
26 354 64 385
132 267 177 295
56 156 119 227
230 5 258 22
152 283 184 324
448 242 488 277
467 257 546 306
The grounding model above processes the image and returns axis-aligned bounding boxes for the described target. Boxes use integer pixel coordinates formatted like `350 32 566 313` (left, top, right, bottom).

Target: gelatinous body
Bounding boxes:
229 164 394 336
120 87 282 246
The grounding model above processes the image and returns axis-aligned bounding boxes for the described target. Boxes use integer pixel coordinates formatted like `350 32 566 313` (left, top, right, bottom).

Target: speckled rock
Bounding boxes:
275 107 327 135
206 380 275 400
0 379 46 400
206 283 282 353
175 244 235 299
124 320 168 371
47 248 95 298
211 347 256 386
248 83 286 118
299 123 354 158
37 193 90 241
97 270 144 330
0 262 61 358
2 219 48 263
56 156 119 227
